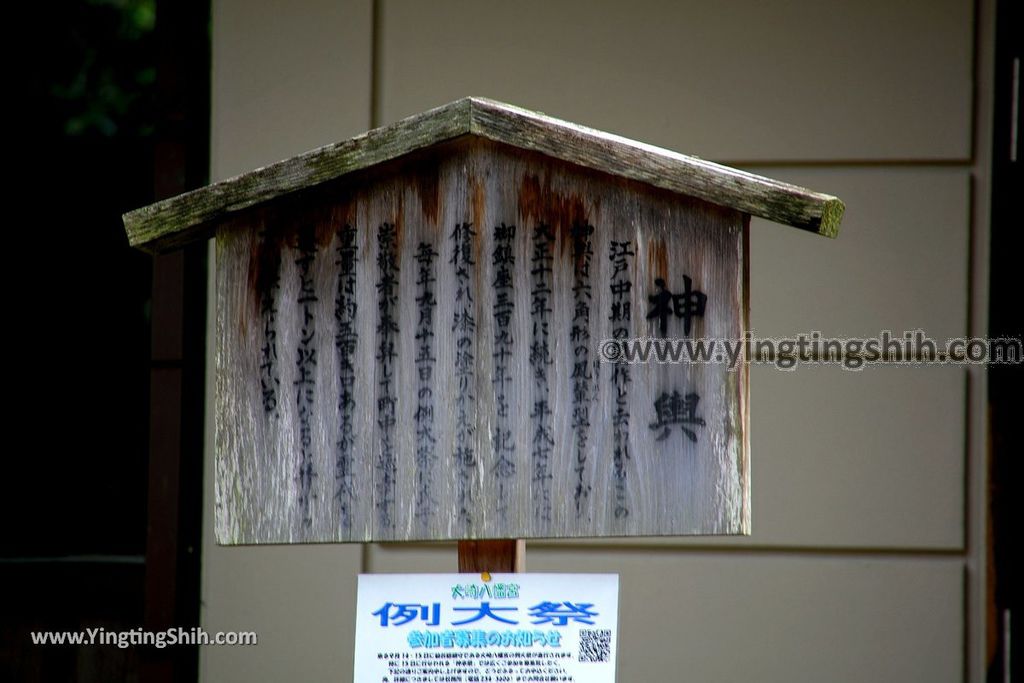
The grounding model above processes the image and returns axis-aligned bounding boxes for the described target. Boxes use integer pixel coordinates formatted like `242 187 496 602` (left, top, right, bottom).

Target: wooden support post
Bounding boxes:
457 539 525 573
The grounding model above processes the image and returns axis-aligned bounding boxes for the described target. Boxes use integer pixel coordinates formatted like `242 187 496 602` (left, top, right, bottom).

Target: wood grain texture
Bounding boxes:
458 540 524 573
126 98 843 253
215 141 750 544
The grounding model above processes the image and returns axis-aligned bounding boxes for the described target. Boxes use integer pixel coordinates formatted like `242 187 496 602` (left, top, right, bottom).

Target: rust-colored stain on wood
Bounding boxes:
649 238 668 281
296 221 318 255
244 198 347 327
314 212 334 248
517 173 589 246
330 200 354 235
281 199 336 251
247 211 286 321
394 193 406 252
471 175 486 227
470 175 486 264
406 155 441 225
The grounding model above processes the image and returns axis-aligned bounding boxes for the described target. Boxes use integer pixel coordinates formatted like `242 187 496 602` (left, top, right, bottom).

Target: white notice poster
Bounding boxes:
354 573 619 683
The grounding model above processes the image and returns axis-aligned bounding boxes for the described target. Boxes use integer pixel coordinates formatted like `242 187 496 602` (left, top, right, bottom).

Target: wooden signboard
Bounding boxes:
124 98 843 545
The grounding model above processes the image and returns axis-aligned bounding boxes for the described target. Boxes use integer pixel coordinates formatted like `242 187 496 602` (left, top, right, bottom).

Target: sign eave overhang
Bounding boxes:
123 96 844 254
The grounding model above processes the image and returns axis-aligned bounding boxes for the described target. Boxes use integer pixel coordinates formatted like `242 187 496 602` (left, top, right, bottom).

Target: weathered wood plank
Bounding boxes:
128 100 472 253
457 540 524 573
125 98 843 253
214 142 750 544
468 99 844 237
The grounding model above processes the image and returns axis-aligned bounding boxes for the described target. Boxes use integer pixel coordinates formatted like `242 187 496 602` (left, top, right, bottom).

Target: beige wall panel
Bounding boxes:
740 364 965 549
200 545 363 681
368 545 963 683
211 0 373 179
367 542 458 574
378 0 972 162
748 168 970 341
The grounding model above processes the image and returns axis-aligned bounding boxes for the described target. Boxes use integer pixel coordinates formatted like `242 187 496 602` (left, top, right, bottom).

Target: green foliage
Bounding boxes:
32 0 157 138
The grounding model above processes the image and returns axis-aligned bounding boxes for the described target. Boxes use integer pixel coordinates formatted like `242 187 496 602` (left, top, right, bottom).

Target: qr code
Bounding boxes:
578 628 612 663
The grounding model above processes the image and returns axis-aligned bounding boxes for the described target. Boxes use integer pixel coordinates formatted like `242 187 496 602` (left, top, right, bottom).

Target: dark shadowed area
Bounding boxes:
2 1 207 681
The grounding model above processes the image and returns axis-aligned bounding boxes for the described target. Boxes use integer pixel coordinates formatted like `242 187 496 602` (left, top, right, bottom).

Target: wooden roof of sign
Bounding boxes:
124 97 843 252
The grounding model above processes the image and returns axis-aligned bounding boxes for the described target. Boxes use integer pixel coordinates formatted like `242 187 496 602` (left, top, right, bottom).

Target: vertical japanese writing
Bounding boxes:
608 240 634 520
530 223 554 524
414 241 439 522
376 222 399 530
570 222 594 517
491 223 516 519
334 224 357 530
646 276 707 337
295 235 318 527
451 222 476 526
650 390 705 442
258 234 281 417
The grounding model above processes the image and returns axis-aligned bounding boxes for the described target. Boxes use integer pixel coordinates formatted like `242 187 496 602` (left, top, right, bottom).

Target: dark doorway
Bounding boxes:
986 1 1021 681
1 2 209 681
